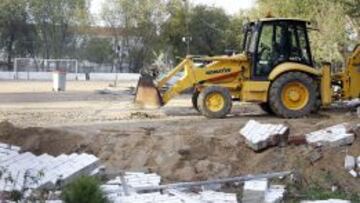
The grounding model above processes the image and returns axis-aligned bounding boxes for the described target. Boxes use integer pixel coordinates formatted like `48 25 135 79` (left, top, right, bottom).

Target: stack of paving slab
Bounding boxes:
241 179 286 203
0 142 99 192
305 123 355 147
0 143 21 161
102 172 238 203
240 120 289 151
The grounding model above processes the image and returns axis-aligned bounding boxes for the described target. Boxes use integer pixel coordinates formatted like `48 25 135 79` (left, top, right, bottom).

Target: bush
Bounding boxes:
62 176 108 203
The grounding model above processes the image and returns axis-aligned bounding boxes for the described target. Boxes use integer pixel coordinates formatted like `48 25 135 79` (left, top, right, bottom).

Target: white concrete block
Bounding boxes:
301 199 351 203
306 124 355 147
199 191 237 203
265 185 286 203
0 144 99 192
344 155 356 171
242 179 269 203
113 192 183 203
240 120 288 151
349 170 358 178
357 156 360 168
244 179 269 191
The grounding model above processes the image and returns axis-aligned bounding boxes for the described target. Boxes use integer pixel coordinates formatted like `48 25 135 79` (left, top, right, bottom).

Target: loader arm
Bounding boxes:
158 58 197 104
158 55 247 104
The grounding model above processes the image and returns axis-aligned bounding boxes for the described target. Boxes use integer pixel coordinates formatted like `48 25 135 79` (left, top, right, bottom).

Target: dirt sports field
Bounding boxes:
0 80 359 196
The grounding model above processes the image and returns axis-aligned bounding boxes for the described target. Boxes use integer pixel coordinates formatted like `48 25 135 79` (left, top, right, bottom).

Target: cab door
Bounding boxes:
252 21 314 80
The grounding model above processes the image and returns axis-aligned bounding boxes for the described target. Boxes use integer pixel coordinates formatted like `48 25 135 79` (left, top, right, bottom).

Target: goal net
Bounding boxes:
14 58 78 73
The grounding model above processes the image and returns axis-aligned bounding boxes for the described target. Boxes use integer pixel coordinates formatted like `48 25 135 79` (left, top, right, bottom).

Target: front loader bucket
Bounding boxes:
134 75 163 108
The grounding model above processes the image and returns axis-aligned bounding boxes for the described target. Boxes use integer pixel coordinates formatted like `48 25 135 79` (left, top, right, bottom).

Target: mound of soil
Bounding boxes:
89 122 360 194
1 118 359 195
0 121 86 156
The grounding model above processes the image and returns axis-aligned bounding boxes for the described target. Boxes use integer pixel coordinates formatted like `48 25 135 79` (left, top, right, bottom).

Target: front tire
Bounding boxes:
197 86 232 118
269 72 318 118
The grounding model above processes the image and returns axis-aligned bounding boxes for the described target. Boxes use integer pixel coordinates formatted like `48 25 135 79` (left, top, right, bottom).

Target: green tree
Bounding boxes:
28 0 90 59
0 0 31 70
254 0 351 64
162 3 243 59
81 38 114 65
101 0 167 73
188 6 231 55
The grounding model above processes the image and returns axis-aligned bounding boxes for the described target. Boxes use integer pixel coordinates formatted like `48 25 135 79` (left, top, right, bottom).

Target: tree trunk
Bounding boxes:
6 33 15 71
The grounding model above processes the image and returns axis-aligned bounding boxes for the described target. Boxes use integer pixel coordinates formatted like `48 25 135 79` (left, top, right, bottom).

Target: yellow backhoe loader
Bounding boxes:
135 18 360 118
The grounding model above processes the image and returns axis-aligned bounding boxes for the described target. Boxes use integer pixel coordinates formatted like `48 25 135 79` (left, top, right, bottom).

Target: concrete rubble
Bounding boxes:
0 142 100 192
102 172 238 203
344 154 359 178
242 179 286 203
305 123 355 147
240 120 289 151
301 200 351 203
344 155 356 171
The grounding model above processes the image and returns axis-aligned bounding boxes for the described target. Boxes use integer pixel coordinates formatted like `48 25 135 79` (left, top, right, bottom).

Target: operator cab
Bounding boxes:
243 18 314 80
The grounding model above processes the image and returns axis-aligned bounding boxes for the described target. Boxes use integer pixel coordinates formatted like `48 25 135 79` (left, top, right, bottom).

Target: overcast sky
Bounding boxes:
90 0 256 16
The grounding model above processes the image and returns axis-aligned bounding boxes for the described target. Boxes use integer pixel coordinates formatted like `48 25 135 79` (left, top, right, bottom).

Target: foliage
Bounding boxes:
162 2 244 58
101 0 167 72
0 0 358 72
286 183 360 202
9 190 22 202
62 176 108 203
28 0 90 59
254 0 354 65
80 38 114 64
0 0 30 70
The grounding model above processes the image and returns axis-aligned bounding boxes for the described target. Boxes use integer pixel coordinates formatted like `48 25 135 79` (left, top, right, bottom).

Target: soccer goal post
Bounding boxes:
14 58 78 80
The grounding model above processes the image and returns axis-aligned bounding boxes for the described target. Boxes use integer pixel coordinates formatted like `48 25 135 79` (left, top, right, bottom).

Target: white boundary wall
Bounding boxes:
0 72 140 81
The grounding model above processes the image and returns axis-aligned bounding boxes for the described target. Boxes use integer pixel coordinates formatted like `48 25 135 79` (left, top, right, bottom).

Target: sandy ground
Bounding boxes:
0 80 359 197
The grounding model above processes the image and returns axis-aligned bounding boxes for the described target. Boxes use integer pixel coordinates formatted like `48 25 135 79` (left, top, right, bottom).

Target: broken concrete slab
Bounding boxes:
301 199 351 203
344 155 356 171
102 172 162 196
196 191 237 203
167 189 238 203
265 185 286 203
242 179 269 203
306 123 355 147
112 192 183 203
349 170 358 178
240 120 289 151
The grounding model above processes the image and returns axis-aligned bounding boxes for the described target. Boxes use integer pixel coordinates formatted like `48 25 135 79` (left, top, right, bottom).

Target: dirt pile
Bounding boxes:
1 119 359 194
88 124 360 194
0 121 86 155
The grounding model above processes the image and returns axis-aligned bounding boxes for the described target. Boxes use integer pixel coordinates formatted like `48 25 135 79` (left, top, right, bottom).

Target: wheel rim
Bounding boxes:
205 92 225 112
281 81 309 110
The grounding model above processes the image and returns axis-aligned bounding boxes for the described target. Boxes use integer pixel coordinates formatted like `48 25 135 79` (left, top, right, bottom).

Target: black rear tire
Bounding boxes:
269 72 318 118
197 86 232 119
259 103 273 114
